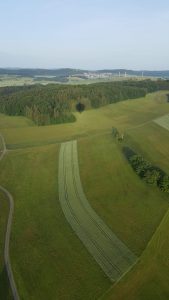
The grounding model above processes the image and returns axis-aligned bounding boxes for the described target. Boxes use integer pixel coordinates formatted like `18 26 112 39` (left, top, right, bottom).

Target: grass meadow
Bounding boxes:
154 114 169 131
102 208 169 300
1 91 169 149
0 114 34 129
126 122 169 173
78 134 169 256
0 90 169 299
0 145 110 300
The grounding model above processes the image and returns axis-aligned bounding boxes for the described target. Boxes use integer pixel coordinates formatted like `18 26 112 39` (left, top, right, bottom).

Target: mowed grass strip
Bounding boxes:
2 91 169 149
102 208 169 300
59 141 137 282
0 191 13 300
78 134 169 256
154 114 169 131
0 145 110 300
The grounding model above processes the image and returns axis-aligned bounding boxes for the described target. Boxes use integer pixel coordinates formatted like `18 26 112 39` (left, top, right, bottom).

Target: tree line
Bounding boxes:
0 80 169 125
123 147 169 193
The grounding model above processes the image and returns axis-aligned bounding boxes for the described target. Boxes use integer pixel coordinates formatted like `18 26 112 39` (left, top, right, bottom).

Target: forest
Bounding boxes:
0 80 169 125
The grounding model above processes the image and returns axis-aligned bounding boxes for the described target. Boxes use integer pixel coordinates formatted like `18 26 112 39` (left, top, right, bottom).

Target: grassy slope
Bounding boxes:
0 191 13 300
0 145 110 300
78 134 169 256
126 122 169 173
0 113 34 129
0 91 169 299
1 91 169 149
103 208 169 300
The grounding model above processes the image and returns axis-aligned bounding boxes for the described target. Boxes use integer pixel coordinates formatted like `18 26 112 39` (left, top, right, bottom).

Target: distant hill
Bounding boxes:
0 68 169 78
0 68 85 78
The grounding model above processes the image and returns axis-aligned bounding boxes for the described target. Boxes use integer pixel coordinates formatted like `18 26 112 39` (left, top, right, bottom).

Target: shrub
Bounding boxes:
143 169 161 185
159 175 169 193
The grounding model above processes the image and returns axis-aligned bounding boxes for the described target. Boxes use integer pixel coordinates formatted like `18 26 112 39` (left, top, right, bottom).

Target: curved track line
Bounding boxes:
58 140 137 281
0 134 20 300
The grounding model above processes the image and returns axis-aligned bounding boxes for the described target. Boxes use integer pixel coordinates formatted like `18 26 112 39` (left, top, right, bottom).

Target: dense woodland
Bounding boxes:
0 80 169 125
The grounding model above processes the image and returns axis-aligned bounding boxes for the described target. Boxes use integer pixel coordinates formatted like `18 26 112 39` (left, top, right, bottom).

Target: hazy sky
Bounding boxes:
0 0 169 69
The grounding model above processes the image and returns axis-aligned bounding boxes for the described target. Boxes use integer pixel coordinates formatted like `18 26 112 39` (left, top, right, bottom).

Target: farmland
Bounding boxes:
78 134 169 256
1 91 169 150
102 209 169 300
154 114 169 131
0 89 169 299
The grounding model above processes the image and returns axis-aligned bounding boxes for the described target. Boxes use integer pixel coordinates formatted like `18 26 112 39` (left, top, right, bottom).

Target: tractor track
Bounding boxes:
0 134 20 300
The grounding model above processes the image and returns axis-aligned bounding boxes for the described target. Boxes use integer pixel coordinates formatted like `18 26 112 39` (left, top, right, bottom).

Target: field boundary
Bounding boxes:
0 134 20 300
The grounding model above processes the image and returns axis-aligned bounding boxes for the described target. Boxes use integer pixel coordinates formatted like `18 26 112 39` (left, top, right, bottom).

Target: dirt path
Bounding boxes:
58 140 137 281
0 134 20 300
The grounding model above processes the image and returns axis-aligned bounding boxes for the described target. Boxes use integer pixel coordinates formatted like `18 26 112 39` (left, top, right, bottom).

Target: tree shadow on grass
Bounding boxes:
0 265 13 300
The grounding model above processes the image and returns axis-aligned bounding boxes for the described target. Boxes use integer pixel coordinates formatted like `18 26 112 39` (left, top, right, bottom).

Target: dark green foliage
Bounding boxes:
159 175 169 193
167 94 169 102
143 169 161 185
76 102 85 113
124 146 169 193
112 127 119 138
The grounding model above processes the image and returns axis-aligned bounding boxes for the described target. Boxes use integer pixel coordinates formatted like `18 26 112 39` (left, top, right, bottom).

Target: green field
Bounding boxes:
1 91 169 149
126 122 169 174
0 74 156 87
0 114 34 129
102 208 169 300
0 145 110 300
78 135 169 256
154 114 169 131
0 90 169 299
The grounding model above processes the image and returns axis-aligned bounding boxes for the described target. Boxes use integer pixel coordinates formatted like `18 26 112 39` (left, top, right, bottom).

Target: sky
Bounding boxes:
0 0 169 70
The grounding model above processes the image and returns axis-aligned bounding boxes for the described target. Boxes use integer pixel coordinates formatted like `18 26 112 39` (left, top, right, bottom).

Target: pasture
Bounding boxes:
126 122 169 174
103 208 169 300
0 114 34 129
154 114 169 131
0 145 110 300
78 134 169 256
0 90 169 299
1 91 169 149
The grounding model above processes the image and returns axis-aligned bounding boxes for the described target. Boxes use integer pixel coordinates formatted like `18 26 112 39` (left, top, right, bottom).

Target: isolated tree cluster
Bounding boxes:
76 102 85 113
128 153 169 193
112 127 124 141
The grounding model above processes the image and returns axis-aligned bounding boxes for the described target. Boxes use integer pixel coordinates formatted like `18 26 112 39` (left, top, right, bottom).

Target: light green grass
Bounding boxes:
78 134 169 256
0 113 34 129
0 76 35 87
0 90 169 299
0 145 110 300
154 114 169 131
0 136 3 151
126 122 169 174
102 208 169 300
0 191 13 300
1 91 169 149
